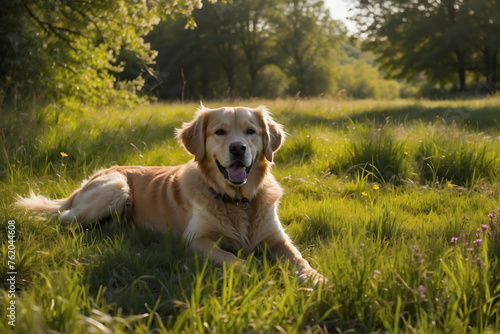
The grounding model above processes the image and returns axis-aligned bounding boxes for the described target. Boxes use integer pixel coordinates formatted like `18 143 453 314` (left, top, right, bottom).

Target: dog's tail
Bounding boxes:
15 190 77 215
15 171 131 224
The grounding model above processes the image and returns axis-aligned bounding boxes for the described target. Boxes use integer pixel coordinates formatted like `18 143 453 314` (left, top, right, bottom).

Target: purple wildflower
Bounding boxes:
136 253 142 258
451 237 458 244
417 285 427 301
481 224 488 230
473 239 482 244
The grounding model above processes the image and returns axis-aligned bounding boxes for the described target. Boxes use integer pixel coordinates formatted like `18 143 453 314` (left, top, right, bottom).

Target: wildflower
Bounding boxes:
60 152 68 158
451 237 458 244
473 239 482 244
136 253 141 258
446 181 453 189
404 151 409 156
489 213 494 219
481 224 488 230
373 184 380 190
439 155 445 160
361 192 368 197
417 285 427 301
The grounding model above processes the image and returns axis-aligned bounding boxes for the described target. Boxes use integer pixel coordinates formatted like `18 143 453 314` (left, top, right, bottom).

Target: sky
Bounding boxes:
323 0 357 34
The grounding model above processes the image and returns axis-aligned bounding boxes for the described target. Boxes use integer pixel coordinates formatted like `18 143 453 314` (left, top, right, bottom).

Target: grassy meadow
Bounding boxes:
1 97 500 333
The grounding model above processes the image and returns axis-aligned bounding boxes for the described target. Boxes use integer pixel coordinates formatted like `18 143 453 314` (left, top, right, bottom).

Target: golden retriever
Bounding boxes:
16 105 324 284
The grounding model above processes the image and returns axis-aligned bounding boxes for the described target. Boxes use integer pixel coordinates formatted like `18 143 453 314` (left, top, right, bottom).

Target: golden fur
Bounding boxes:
16 105 324 284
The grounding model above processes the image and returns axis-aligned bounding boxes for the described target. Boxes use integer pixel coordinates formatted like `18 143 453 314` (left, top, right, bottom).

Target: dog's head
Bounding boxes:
177 105 284 188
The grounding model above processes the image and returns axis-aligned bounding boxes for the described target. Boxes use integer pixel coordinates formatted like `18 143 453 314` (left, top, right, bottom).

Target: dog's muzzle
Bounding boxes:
216 141 253 185
216 160 253 185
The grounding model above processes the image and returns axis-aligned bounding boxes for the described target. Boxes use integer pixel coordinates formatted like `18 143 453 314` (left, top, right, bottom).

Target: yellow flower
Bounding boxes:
373 184 380 190
361 192 368 197
404 151 409 156
446 181 453 189
60 152 68 158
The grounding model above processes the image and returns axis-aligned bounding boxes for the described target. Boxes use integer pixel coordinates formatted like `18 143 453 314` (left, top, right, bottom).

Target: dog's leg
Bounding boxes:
267 236 325 285
191 238 244 267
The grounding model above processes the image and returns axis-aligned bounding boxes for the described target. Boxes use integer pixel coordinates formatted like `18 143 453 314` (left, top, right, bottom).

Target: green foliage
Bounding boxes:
352 0 500 92
335 42 404 99
0 0 213 107
147 0 345 100
1 98 500 332
338 58 401 100
275 0 344 97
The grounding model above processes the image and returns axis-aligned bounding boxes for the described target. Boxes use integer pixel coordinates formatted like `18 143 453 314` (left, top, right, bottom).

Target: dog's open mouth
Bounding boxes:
216 160 252 185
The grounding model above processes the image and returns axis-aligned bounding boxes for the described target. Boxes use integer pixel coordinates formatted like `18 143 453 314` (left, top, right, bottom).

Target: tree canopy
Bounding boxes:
0 0 214 106
7 0 483 104
147 0 346 100
352 0 500 92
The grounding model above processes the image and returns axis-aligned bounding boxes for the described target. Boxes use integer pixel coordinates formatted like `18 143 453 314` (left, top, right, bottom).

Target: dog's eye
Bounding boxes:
246 128 255 135
215 129 226 136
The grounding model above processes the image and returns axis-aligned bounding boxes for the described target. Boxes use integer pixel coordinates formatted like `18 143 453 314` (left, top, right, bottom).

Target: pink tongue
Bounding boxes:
227 165 247 183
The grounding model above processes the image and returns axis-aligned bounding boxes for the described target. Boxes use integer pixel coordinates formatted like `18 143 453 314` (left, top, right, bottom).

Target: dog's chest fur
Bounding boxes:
216 203 258 254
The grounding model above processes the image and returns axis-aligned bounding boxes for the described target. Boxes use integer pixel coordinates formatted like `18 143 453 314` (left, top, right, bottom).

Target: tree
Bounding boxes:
231 0 281 96
466 0 500 90
193 1 242 96
148 1 245 99
276 0 345 96
352 0 500 92
138 0 346 100
1 0 216 106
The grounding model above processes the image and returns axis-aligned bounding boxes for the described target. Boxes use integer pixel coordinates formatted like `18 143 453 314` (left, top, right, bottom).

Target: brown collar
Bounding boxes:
210 187 249 209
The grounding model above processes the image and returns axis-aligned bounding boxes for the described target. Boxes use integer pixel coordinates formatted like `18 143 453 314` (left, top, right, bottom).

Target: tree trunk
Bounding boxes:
483 48 498 94
455 48 466 91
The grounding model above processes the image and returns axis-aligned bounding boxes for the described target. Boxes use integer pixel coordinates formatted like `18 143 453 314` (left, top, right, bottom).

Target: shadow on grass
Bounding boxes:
341 104 500 131
80 223 193 316
282 103 500 132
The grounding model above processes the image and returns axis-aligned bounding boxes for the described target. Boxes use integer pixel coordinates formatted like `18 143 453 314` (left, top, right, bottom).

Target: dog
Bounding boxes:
16 105 324 284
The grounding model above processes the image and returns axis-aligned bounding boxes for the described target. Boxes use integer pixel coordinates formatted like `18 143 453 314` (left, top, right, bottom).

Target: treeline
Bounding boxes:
2 0 497 107
125 0 344 100
122 0 406 100
353 0 500 94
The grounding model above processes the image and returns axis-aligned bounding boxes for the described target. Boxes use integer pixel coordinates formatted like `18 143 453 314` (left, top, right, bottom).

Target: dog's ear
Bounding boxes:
255 106 285 162
176 107 208 161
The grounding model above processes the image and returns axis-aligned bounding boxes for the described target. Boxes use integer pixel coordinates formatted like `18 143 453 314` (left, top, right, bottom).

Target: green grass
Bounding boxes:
1 97 500 333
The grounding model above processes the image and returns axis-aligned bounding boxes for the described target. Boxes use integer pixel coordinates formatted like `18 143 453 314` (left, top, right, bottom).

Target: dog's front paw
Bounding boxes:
297 269 327 286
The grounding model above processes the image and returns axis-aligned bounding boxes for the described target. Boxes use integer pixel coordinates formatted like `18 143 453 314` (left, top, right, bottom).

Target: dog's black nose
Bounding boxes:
229 142 246 156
